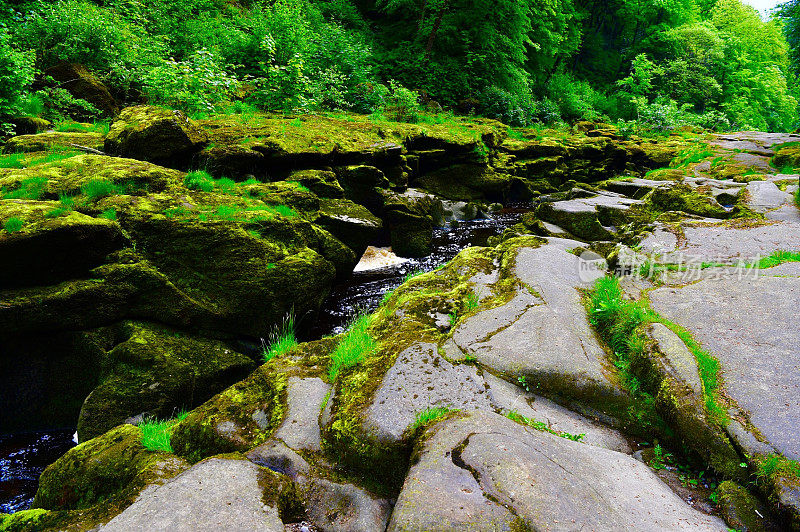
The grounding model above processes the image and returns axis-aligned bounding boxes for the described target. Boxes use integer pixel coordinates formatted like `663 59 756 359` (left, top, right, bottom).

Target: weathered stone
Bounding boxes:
649 323 703 394
536 192 640 241
44 63 119 116
100 458 284 531
3 131 105 153
746 181 791 213
389 411 727 531
105 106 207 163
363 343 492 444
246 440 310 479
273 377 330 452
299 477 391 532
717 480 782 532
315 198 383 258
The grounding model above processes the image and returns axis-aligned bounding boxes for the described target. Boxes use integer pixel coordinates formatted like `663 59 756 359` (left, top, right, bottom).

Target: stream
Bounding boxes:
0 203 533 514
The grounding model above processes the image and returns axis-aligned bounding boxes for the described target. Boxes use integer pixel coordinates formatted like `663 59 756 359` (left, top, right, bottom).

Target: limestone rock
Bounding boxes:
100 458 284 531
299 477 391 532
273 377 330 452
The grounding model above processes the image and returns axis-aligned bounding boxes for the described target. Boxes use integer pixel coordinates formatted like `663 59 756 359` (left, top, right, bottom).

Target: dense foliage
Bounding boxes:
0 0 799 132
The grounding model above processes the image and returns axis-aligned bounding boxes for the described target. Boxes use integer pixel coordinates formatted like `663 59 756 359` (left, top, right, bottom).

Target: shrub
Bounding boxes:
0 27 35 134
377 80 421 123
478 86 536 127
33 85 102 122
3 217 24 233
329 311 375 380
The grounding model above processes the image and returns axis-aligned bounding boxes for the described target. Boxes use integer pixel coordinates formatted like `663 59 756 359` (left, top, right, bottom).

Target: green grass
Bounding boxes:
81 178 119 201
756 454 800 483
505 410 585 441
1 177 48 200
138 411 189 452
410 406 454 431
99 208 117 221
184 170 216 192
329 312 375 380
262 314 298 363
3 217 24 233
751 250 800 269
671 144 714 168
465 292 479 312
402 269 425 283
795 187 800 208
0 153 26 169
45 195 76 218
53 120 111 135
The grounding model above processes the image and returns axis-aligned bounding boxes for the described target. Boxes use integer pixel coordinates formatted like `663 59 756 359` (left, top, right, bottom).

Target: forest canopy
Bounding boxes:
0 0 799 132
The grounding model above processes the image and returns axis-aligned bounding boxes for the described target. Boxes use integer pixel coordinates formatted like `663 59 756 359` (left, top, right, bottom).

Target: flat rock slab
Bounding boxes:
388 411 727 531
483 372 632 454
363 342 492 443
746 181 791 213
273 377 330 452
650 323 703 394
101 458 284 531
453 244 626 412
642 220 800 264
650 275 800 461
299 477 392 532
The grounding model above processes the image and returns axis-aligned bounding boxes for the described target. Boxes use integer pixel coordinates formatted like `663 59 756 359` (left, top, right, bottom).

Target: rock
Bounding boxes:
383 189 442 257
602 177 667 199
646 183 730 218
43 63 119 116
299 477 391 532
717 481 782 532
483 372 632 454
535 192 640 241
100 458 284 531
335 165 390 214
273 377 330 452
0 200 127 288
105 106 207 163
650 275 800 463
246 440 310 479
3 131 105 153
746 181 791 213
417 164 510 202
389 410 726 531
315 198 383 258
649 323 703 394
453 243 630 417
363 343 492 444
76 321 255 441
33 424 189 511
288 170 345 198
171 365 285 462
6 116 51 135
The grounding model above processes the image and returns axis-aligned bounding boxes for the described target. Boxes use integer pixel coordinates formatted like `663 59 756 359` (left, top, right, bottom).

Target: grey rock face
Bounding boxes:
363 342 492 443
101 458 284 531
299 477 392 532
389 411 727 532
273 377 330 452
649 323 703 394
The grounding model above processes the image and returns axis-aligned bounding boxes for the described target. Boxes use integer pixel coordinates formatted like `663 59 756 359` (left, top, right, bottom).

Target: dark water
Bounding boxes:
0 430 76 513
307 204 533 338
0 203 532 514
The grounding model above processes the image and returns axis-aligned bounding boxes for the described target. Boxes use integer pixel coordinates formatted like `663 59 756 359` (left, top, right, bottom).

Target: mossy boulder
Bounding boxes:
105 106 207 163
76 321 255 442
32 424 189 512
0 200 127 288
717 480 778 531
417 164 511 202
3 131 105 153
6 116 52 135
645 183 730 218
315 198 383 258
335 165 391 214
171 365 287 462
0 154 184 200
287 169 344 198
772 143 800 172
383 190 443 257
43 63 119 116
237 179 320 213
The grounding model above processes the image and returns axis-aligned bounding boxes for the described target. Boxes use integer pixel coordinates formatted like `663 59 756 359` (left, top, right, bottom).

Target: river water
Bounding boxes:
0 204 533 514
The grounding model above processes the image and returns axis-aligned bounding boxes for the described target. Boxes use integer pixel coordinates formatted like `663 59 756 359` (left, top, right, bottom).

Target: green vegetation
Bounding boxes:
80 178 119 201
1 177 47 200
2 0 799 134
329 312 375 380
99 208 117 221
0 152 26 168
45 195 76 218
752 250 800 269
410 407 453 432
184 170 215 192
756 453 800 484
53 120 110 135
138 411 189 453
3 217 24 233
505 410 585 442
262 314 298 363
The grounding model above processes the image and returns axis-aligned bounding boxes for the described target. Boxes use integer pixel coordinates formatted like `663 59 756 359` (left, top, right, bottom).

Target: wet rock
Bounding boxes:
100 458 284 531
315 198 383 258
299 477 391 532
536 191 640 241
273 377 330 452
105 106 207 163
717 480 782 532
417 164 510 202
389 411 726 531
246 440 310 479
33 424 189 512
384 189 443 257
335 165 390 214
363 343 492 444
76 321 255 441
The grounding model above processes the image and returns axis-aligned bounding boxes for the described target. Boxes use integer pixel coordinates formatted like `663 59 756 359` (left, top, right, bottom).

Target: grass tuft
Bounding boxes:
262 313 298 363
81 178 119 201
100 208 117 221
505 410 585 441
410 406 454 431
329 311 375 380
137 411 188 453
751 250 800 269
184 170 215 192
3 217 24 233
0 152 26 169
2 177 48 200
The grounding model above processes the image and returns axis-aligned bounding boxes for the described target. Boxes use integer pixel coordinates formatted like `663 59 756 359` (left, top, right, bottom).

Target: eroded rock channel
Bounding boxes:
1 112 799 531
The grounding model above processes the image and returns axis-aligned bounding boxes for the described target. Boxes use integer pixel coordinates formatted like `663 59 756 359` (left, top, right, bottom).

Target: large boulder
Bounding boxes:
383 189 443 258
76 321 255 442
3 131 105 153
105 106 207 163
315 198 383 258
43 63 119 116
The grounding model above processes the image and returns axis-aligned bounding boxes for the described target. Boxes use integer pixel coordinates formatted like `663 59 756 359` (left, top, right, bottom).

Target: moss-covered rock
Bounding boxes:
417 164 511 202
237 179 320 213
717 480 777 531
76 321 255 441
0 154 184 200
3 131 105 154
6 116 51 135
33 424 189 511
287 169 344 198
315 198 383 258
383 190 443 258
335 165 391 214
0 200 127 288
772 142 800 171
105 106 207 163
43 63 119 116
171 365 287 462
645 183 731 219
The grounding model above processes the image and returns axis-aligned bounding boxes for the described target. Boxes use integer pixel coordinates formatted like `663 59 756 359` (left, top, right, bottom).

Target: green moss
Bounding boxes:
505 410 585 441
99 208 117 221
3 216 24 232
1 176 48 199
756 454 800 486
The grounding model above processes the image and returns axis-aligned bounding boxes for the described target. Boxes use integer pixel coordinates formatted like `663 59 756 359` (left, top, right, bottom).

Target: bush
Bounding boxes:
547 73 606 122
376 80 421 123
33 84 102 122
141 49 239 113
0 27 35 133
478 86 536 127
